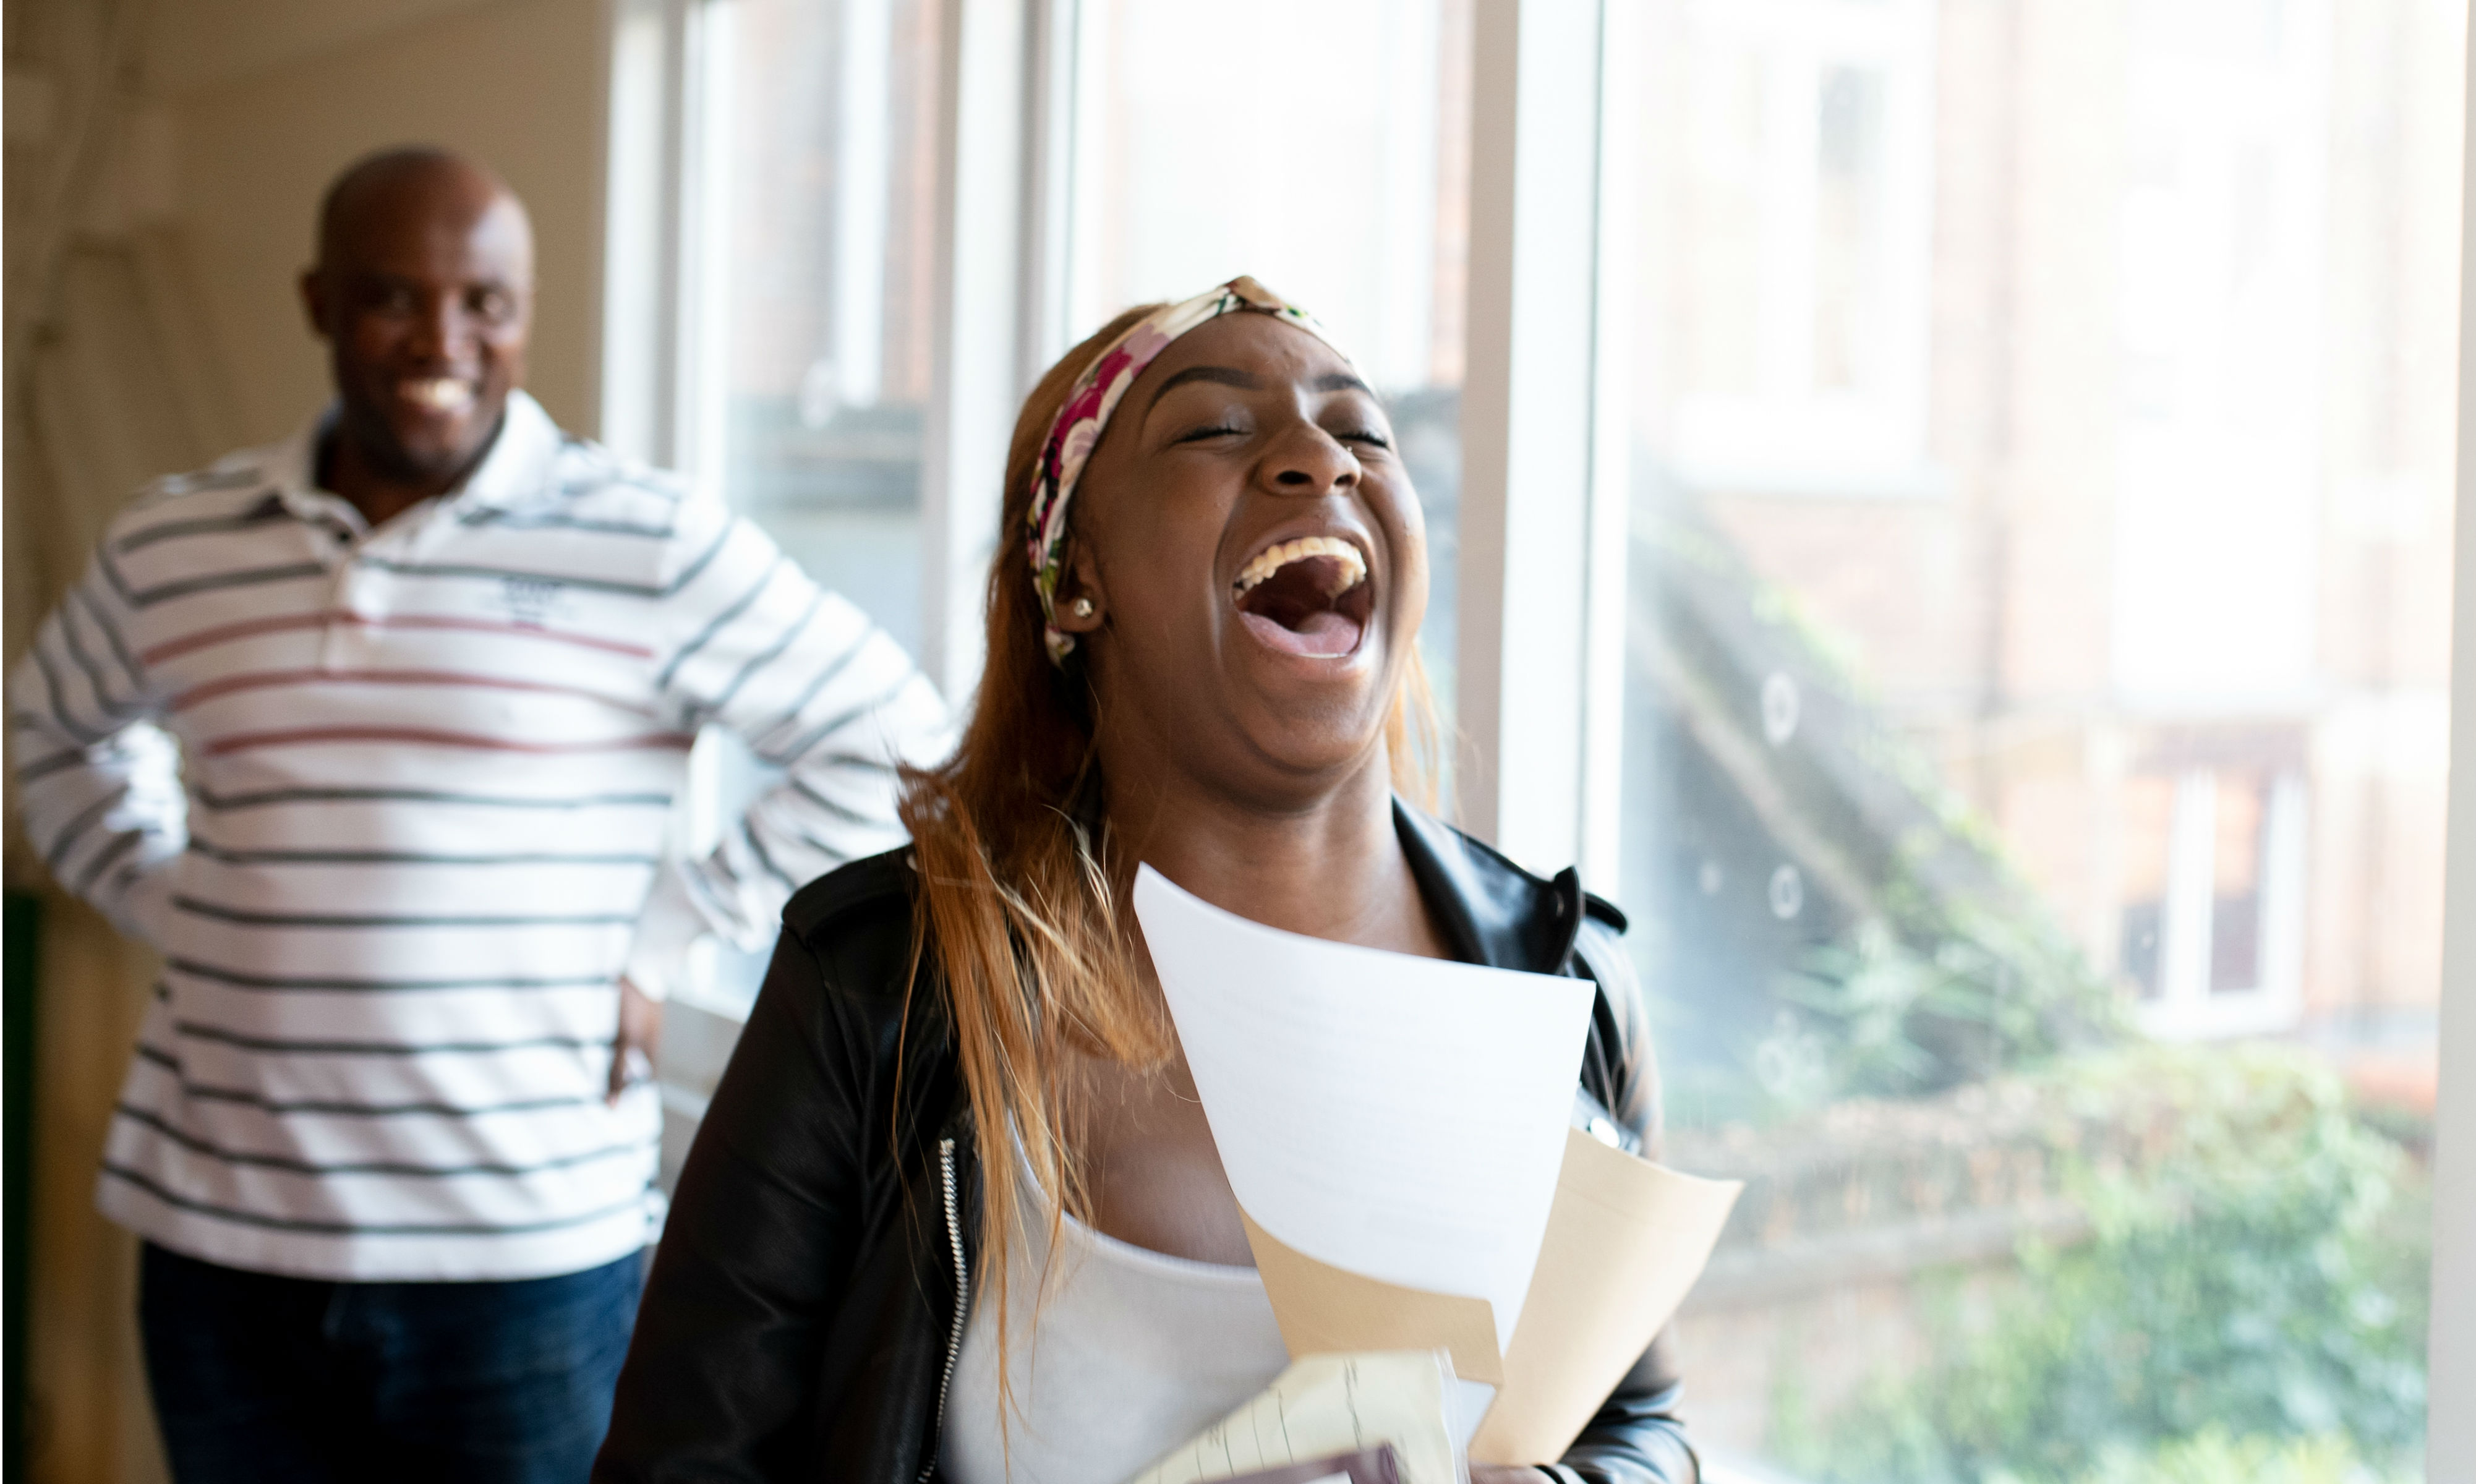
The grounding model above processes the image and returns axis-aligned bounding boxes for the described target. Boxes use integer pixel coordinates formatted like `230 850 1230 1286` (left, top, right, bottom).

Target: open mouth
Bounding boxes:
399 377 476 414
1232 535 1373 659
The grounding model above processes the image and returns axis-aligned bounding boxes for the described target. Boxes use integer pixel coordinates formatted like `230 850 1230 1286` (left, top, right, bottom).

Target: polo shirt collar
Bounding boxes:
263 389 564 519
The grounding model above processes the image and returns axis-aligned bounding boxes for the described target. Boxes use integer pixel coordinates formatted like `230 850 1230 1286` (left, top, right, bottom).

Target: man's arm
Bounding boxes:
9 550 186 942
624 504 953 1003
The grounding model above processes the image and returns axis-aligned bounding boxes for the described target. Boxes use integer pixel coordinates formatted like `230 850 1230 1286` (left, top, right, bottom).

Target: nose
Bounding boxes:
406 291 476 365
1261 420 1360 497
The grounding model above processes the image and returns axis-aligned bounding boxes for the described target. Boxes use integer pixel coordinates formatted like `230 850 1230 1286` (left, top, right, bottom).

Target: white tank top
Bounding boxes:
937 1172 1292 1484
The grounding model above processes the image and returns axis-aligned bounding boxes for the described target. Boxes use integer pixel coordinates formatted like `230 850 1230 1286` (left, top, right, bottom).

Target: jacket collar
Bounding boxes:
1391 799 1586 976
260 389 565 519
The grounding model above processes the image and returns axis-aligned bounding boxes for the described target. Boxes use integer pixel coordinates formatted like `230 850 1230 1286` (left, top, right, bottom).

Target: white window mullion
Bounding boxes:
1456 0 1605 874
673 0 735 497
2427 14 2476 1472
1578 0 1639 894
2160 768 2218 1010
920 0 1035 702
599 0 697 467
2257 775 2308 1013
1015 0 1082 392
832 0 896 411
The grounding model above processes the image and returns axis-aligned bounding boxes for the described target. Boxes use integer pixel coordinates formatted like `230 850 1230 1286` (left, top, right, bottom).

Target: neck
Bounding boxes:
321 410 495 530
1103 743 1437 958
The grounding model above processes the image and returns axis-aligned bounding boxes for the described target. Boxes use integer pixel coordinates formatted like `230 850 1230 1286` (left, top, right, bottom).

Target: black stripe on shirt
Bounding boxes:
659 521 735 598
142 1077 605 1118
167 957 614 992
72 585 147 694
172 1021 613 1057
120 561 330 608
655 553 786 691
114 507 288 554
53 602 140 723
738 820 797 890
552 460 686 504
171 897 638 929
74 829 143 896
349 556 670 599
457 510 677 539
43 785 130 874
746 626 876 762
99 1164 650 1237
787 774 877 829
15 747 90 784
186 839 661 868
192 784 673 811
703 589 826 720
112 1103 651 1178
127 468 268 510
54 608 139 722
27 640 107 746
777 674 921 763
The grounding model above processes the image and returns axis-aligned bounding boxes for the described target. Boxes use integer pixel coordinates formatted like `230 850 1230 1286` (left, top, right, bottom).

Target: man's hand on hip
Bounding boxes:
610 978 664 1104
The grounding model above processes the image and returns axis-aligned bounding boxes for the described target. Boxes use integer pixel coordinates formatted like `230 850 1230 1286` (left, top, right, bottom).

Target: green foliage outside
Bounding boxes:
2064 1430 2414 1484
1761 884 2125 1116
1770 1045 2430 1484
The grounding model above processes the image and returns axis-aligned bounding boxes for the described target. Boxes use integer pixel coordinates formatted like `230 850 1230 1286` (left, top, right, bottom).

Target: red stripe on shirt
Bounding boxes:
172 670 652 717
142 612 658 667
201 727 695 757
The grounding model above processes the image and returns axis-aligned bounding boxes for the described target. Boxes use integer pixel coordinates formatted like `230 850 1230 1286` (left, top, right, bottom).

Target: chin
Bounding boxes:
1226 673 1399 786
386 424 490 480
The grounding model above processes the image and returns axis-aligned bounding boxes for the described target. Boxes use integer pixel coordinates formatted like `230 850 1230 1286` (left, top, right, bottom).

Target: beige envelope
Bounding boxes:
1239 1127 1742 1466
1239 1212 1505 1384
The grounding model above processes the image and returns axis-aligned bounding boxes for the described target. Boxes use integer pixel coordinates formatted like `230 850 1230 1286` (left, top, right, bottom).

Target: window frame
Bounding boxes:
598 1 2476 1468
2128 767 2310 1042
2429 14 2476 1468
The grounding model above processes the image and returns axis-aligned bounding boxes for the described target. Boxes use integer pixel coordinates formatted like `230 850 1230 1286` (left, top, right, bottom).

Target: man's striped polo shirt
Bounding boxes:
9 391 951 1281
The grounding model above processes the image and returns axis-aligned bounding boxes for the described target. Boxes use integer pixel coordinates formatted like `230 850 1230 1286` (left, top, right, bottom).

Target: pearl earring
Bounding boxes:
1072 598 1095 618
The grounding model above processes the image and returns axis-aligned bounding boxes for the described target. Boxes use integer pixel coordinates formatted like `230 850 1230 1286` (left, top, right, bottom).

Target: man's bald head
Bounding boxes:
301 147 535 505
314 147 532 278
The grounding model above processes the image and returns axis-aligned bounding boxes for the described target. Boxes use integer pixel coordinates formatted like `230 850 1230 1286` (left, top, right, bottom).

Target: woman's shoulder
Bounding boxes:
778 847 923 1008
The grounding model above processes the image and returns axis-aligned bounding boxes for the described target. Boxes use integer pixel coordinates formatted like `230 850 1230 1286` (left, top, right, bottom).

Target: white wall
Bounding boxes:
168 0 608 446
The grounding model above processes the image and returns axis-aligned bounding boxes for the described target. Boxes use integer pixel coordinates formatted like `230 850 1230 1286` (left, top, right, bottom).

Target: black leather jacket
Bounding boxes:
596 803 1699 1484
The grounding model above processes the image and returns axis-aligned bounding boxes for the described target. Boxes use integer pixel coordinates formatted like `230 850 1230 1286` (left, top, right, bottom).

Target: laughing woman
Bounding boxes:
594 280 1697 1484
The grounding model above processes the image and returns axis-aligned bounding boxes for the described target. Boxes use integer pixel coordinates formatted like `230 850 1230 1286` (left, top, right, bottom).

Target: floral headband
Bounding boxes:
1026 275 1355 665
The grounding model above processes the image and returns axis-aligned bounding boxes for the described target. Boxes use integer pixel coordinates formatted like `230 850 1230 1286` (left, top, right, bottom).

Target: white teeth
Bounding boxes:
402 378 474 412
1232 535 1368 597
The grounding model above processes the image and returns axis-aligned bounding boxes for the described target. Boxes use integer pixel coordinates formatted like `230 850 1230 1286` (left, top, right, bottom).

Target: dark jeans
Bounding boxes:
138 1242 643 1484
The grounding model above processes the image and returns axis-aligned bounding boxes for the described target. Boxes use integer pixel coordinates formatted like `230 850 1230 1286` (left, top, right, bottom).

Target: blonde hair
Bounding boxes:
895 305 1439 1411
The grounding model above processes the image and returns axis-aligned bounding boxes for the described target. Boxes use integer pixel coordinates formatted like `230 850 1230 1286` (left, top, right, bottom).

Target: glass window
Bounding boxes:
1065 0 1474 717
693 0 942 658
676 0 945 1010
1613 0 2457 1478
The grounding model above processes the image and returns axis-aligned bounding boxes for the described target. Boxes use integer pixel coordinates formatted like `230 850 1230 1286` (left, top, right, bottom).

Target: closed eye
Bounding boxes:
1338 429 1392 451
1176 424 1245 443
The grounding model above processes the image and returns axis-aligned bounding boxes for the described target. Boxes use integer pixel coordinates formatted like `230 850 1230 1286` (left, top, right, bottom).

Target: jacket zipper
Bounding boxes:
919 1135 968 1483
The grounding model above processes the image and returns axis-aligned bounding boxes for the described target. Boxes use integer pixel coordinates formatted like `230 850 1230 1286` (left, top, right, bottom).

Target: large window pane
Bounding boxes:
681 0 944 1010
1067 0 1473 723
699 0 941 657
1615 1 2458 1477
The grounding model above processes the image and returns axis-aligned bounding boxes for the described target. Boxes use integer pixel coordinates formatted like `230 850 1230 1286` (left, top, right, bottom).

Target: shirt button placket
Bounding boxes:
325 547 385 671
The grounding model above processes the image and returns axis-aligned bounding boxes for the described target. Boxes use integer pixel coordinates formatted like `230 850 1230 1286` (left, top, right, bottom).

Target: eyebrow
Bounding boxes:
1144 364 1376 417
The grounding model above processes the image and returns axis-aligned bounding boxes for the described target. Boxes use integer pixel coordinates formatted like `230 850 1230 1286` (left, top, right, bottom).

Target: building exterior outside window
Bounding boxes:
1612 0 2457 1473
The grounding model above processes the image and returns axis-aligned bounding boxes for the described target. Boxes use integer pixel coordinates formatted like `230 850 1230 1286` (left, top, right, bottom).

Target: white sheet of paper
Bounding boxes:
1134 866 1596 1356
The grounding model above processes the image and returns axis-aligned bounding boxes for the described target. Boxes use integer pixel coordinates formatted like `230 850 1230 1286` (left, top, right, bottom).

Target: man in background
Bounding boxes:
8 147 949 1480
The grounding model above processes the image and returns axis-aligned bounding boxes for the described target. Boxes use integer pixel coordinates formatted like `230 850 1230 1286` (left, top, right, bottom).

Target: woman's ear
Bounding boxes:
1051 544 1107 638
